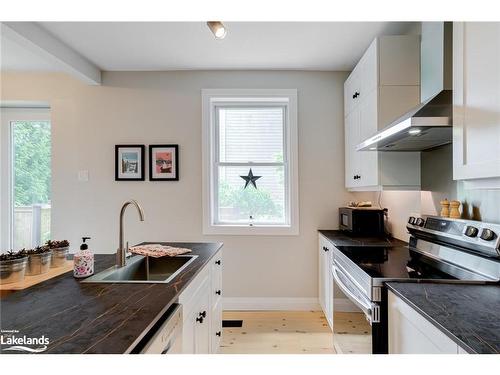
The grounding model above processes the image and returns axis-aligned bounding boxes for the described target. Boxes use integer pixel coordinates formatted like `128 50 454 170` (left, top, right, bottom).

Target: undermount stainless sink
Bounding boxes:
82 254 198 283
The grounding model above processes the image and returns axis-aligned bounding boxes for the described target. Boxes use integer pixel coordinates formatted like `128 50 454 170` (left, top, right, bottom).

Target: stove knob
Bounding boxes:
464 226 479 238
408 217 415 225
480 228 496 241
415 218 425 227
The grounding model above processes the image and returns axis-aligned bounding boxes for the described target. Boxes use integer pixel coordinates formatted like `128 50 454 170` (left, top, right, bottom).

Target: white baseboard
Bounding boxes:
223 297 320 311
334 298 359 313
222 297 360 312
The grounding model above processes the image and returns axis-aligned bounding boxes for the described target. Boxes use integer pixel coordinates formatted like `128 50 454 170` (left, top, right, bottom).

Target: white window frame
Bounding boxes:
202 89 299 236
0 106 51 250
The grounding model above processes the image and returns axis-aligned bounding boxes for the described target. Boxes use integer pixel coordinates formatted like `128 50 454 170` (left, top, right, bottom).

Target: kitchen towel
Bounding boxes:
129 244 192 258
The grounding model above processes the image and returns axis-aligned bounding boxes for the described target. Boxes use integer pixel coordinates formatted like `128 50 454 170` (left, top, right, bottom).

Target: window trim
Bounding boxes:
202 89 299 236
0 107 51 250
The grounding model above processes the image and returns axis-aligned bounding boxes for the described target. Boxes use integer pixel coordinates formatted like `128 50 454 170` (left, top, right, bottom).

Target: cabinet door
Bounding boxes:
181 273 211 354
388 291 458 354
318 237 327 313
319 235 333 329
194 284 211 354
360 39 378 95
325 245 334 329
210 251 223 354
210 252 223 307
211 298 223 353
345 69 361 116
345 109 361 188
344 76 353 117
344 111 354 188
358 89 379 187
453 22 500 180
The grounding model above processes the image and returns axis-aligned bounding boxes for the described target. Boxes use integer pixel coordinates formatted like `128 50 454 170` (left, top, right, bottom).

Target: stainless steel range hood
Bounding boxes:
356 90 452 151
357 22 453 152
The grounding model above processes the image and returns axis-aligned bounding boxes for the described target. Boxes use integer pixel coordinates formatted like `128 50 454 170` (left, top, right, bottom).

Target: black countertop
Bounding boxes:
318 229 407 247
386 282 500 354
0 242 222 354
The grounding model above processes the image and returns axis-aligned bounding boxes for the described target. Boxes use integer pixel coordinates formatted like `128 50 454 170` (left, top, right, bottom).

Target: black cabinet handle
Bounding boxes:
352 92 360 99
216 331 221 337
215 260 221 265
196 316 204 323
353 175 361 180
322 246 329 252
216 290 221 295
199 311 207 318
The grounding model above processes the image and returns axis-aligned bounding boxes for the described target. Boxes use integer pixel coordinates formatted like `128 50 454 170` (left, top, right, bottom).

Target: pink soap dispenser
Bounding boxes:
73 237 94 278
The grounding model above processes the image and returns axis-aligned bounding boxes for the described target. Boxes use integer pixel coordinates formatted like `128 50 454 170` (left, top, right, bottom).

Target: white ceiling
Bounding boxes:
3 22 418 72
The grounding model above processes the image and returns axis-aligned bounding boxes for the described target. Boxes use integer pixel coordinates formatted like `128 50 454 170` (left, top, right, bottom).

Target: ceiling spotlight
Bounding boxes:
408 129 422 135
207 21 227 39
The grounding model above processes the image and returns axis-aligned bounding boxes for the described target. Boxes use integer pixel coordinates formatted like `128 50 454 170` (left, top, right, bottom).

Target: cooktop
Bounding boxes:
335 245 462 280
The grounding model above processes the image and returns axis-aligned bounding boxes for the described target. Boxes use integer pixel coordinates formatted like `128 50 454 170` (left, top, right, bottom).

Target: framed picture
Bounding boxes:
149 144 179 181
115 145 145 181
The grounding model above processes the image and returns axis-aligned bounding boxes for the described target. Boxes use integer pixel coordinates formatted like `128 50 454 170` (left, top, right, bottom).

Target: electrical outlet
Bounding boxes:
78 170 89 182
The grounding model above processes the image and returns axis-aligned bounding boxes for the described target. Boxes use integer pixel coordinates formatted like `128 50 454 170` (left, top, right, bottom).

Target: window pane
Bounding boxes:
217 166 286 224
12 121 51 250
218 107 284 163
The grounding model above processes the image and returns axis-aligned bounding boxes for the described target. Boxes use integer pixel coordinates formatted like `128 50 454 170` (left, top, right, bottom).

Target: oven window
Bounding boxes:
341 214 349 227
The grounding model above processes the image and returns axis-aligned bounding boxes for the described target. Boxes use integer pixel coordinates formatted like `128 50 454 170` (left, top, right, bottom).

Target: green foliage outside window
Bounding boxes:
219 181 281 219
12 121 51 206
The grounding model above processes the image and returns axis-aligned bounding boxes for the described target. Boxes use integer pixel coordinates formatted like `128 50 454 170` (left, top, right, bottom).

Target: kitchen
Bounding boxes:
0 2 499 374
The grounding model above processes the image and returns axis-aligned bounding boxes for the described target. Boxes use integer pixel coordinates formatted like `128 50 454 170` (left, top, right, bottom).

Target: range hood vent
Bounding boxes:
357 22 452 152
357 90 452 152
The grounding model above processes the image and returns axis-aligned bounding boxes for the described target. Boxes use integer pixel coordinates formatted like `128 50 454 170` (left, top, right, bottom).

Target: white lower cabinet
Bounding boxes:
318 234 333 329
388 291 467 354
179 249 223 354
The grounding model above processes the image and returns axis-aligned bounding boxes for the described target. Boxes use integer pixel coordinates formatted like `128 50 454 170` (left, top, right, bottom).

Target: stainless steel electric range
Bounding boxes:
331 215 500 354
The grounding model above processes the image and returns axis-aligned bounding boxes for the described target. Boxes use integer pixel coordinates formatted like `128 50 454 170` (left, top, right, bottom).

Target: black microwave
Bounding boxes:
339 207 385 236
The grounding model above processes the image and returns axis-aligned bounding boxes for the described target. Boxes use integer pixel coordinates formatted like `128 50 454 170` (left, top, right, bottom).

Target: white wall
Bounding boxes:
1 70 357 300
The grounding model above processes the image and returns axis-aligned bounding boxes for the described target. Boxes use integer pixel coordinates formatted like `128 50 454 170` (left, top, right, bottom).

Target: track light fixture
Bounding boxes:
207 21 227 39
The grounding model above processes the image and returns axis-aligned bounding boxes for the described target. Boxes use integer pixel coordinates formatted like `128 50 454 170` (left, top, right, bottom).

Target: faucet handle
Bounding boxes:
125 241 133 258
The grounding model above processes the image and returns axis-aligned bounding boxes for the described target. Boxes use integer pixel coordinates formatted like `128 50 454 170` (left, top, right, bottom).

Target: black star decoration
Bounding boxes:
240 168 262 189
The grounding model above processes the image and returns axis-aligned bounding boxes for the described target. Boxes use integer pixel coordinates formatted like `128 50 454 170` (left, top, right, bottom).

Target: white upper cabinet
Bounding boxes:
453 22 500 183
344 36 421 191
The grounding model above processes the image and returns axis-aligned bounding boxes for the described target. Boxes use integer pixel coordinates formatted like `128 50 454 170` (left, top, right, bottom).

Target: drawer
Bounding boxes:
179 265 210 317
211 250 223 304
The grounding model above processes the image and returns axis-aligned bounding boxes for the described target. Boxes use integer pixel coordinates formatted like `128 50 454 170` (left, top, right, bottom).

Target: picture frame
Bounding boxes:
115 145 145 181
149 144 179 181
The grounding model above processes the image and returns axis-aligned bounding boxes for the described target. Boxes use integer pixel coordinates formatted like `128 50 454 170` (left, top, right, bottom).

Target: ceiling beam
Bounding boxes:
1 22 101 85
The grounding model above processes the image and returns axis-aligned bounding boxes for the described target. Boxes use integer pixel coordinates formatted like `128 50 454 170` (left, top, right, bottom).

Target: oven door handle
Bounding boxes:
332 263 379 324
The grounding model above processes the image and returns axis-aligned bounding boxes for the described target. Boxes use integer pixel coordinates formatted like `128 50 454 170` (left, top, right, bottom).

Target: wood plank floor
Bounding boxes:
219 310 371 354
332 311 371 354
220 310 335 354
